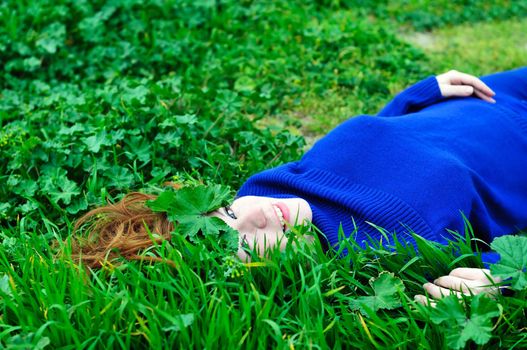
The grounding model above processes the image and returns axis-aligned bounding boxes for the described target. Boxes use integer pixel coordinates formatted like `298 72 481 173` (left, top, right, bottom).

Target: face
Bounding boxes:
209 196 313 261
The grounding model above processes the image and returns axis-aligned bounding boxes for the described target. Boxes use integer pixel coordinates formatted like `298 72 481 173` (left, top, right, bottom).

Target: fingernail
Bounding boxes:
489 98 496 103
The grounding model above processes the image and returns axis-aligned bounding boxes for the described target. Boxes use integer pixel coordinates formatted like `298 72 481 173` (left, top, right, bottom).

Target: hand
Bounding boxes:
436 70 496 103
414 268 502 306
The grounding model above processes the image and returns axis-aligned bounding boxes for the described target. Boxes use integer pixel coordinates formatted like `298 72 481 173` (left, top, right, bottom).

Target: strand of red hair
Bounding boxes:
68 183 181 268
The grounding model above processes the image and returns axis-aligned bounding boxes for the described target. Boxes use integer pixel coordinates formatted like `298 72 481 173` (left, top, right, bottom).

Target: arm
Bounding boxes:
378 70 496 117
377 76 442 117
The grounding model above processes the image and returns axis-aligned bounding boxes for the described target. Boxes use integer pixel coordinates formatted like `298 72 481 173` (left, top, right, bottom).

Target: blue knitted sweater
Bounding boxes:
238 68 527 265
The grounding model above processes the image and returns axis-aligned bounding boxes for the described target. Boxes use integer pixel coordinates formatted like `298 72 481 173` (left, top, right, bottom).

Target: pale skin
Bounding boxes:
210 196 313 261
211 70 501 304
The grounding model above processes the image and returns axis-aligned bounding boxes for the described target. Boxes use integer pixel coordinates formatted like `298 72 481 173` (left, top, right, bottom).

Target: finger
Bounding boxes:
423 282 464 299
449 72 495 96
414 294 437 307
449 268 501 283
434 275 490 294
473 88 496 103
441 84 474 97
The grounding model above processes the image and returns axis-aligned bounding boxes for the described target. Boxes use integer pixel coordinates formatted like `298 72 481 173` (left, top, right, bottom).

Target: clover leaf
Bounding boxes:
146 185 239 251
350 272 405 314
430 294 500 349
490 235 527 290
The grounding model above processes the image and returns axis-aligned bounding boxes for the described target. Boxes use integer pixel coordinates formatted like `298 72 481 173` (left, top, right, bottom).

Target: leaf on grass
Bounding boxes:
349 272 405 314
106 165 135 189
23 57 41 71
122 85 150 105
430 294 500 349
84 131 109 153
490 235 527 290
234 76 256 93
35 22 66 54
155 131 181 146
162 313 195 332
5 332 50 350
19 200 39 214
175 114 197 125
0 202 12 218
58 124 84 136
40 166 80 205
8 175 39 200
66 197 88 215
15 179 39 197
47 179 80 205
0 274 13 297
214 90 242 114
146 185 238 250
125 136 151 163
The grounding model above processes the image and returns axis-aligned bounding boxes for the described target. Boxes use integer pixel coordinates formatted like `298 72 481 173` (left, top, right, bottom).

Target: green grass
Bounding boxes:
1 1 527 349
291 15 527 138
400 17 527 75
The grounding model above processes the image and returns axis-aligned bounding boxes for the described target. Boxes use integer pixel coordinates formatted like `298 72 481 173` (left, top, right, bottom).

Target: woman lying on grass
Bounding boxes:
72 67 527 303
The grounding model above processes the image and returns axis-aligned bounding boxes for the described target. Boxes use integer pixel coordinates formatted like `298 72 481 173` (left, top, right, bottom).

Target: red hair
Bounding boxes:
70 184 182 268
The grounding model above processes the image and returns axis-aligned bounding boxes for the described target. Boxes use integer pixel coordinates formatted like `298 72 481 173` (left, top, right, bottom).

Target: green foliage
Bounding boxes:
0 0 526 349
349 272 405 314
429 294 501 349
340 0 527 31
146 185 239 251
490 235 527 290
1 0 313 226
401 18 527 76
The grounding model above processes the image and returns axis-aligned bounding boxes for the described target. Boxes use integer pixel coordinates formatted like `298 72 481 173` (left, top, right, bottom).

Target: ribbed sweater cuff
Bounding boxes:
378 76 442 116
410 76 442 104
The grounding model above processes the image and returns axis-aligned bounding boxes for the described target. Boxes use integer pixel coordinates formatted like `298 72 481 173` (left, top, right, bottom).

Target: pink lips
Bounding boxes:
273 202 290 224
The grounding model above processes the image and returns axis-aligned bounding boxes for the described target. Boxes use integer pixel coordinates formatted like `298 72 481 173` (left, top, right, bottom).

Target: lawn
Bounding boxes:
1 1 526 349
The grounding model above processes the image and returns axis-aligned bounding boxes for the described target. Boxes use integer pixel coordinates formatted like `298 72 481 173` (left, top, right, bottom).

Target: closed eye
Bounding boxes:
224 206 237 219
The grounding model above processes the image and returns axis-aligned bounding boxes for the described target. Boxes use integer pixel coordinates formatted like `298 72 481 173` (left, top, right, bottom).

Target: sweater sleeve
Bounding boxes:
377 76 444 117
480 251 501 269
480 67 527 101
